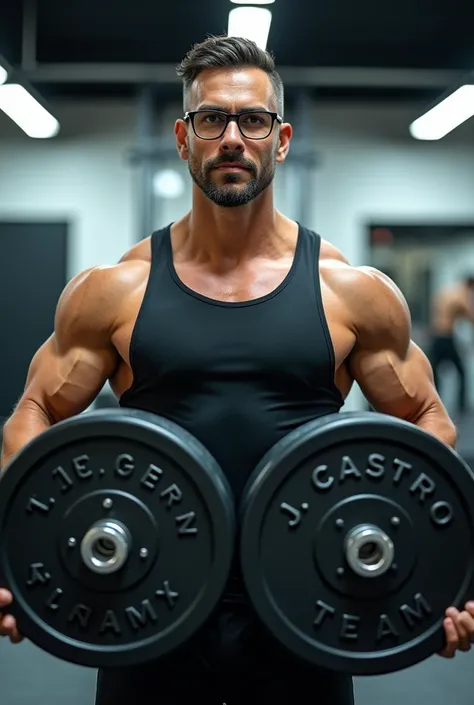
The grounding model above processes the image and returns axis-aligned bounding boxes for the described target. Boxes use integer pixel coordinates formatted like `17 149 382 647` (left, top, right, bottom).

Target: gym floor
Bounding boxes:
1 615 473 705
1 414 474 704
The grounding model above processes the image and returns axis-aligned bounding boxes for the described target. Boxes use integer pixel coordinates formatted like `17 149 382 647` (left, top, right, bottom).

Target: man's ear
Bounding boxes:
175 119 189 161
276 121 292 163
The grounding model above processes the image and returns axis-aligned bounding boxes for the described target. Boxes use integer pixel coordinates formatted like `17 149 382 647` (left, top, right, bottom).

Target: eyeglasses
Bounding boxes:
184 110 283 140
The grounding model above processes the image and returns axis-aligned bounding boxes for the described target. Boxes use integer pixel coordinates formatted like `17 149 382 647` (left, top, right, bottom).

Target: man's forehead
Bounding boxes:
189 68 274 109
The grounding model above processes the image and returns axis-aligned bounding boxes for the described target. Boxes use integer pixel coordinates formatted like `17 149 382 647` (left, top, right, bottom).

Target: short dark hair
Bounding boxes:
176 34 284 117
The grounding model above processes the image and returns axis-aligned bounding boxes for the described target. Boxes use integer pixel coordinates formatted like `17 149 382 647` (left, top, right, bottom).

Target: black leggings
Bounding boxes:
429 334 466 413
95 601 354 705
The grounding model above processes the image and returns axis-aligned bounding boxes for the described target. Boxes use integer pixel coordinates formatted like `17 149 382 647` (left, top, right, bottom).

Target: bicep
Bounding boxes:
348 339 438 421
22 333 118 422
342 266 438 420
19 271 120 422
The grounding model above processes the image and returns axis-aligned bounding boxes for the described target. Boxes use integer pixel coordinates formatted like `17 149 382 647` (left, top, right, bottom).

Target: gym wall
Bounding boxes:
1 100 474 278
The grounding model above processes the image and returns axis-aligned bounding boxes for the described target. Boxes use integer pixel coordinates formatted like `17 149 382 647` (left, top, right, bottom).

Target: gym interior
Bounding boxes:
1 0 474 703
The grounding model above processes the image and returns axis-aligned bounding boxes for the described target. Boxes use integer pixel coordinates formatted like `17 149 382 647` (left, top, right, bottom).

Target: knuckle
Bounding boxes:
458 617 472 633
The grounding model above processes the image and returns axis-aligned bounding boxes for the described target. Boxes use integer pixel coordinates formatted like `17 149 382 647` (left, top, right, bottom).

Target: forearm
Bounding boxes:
1 401 53 471
413 402 457 449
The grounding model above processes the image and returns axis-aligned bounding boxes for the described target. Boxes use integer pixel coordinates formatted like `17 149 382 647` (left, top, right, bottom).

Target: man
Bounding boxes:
428 274 474 415
1 34 474 705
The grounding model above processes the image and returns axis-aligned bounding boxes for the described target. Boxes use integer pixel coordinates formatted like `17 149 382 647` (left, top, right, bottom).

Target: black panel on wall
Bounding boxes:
0 222 68 422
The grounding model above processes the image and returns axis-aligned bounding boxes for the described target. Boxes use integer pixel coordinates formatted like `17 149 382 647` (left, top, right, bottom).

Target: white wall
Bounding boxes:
1 98 474 412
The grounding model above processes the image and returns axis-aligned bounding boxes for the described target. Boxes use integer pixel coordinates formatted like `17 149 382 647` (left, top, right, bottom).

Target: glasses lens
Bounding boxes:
239 112 273 139
193 111 227 139
193 111 273 139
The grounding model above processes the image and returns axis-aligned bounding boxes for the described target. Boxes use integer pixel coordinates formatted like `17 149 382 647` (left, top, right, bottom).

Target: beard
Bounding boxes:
187 147 277 208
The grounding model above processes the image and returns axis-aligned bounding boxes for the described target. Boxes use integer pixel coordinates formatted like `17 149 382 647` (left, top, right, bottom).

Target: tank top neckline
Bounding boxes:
163 222 305 309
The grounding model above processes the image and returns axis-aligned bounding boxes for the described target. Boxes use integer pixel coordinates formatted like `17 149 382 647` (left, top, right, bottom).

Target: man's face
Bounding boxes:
176 68 291 208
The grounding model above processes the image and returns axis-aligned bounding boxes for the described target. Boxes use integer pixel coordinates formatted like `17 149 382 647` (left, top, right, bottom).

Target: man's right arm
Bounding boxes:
1 266 121 470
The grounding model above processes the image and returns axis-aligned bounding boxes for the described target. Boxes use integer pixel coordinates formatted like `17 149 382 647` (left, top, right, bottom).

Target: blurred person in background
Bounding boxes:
428 274 474 415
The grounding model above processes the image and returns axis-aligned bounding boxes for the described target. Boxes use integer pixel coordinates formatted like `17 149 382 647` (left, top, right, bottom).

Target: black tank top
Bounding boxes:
120 223 343 501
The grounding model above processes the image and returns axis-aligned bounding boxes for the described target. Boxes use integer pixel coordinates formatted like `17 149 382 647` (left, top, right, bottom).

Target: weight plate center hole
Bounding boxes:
80 520 131 575
345 524 395 578
358 540 383 566
93 537 117 561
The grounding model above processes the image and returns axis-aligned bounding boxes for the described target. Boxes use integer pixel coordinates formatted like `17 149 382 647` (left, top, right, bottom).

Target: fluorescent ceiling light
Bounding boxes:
228 7 272 51
0 83 60 138
231 0 274 4
409 84 474 140
0 56 12 86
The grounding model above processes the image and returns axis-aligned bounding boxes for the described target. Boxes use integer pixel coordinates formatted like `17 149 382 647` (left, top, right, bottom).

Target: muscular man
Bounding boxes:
428 275 474 414
1 35 474 705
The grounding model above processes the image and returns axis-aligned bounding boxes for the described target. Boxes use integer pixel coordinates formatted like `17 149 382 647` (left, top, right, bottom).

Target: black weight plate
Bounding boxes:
240 411 474 675
0 409 235 667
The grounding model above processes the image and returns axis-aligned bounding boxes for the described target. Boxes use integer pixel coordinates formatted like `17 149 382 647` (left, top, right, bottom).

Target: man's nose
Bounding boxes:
219 119 245 151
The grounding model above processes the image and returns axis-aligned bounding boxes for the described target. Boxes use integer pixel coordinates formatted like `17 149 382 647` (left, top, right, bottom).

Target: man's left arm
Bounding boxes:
346 267 456 448
346 266 473 658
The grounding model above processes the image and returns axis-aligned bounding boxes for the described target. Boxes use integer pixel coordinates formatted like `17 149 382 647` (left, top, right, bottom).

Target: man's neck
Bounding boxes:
174 187 291 265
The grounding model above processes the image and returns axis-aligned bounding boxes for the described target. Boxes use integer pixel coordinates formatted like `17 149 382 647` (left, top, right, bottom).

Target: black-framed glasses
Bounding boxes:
184 110 283 140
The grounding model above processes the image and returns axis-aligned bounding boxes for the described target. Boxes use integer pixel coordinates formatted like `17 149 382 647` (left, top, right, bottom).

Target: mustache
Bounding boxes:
205 155 256 173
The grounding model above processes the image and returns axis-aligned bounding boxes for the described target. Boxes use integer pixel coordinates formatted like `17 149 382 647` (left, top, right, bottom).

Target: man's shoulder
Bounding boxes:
318 254 410 335
119 236 152 264
315 233 403 304
318 236 350 265
59 259 150 323
118 222 174 264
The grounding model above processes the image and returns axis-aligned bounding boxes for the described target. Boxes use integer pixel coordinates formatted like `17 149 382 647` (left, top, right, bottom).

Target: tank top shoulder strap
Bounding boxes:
297 225 339 390
296 223 321 263
150 223 172 271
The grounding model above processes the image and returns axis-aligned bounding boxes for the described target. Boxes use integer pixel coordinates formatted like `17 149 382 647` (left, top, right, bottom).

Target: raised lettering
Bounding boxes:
313 600 336 628
400 593 432 629
340 614 360 640
125 599 158 631
280 502 303 528
99 610 121 635
140 464 163 491
410 473 435 504
340 456 362 483
377 614 399 642
312 465 334 491
72 455 92 479
393 459 412 484
160 484 182 508
52 466 73 492
115 454 134 477
26 562 51 587
175 511 197 535
68 604 92 630
26 496 54 514
155 581 179 609
366 454 386 478
430 501 454 526
46 588 63 612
